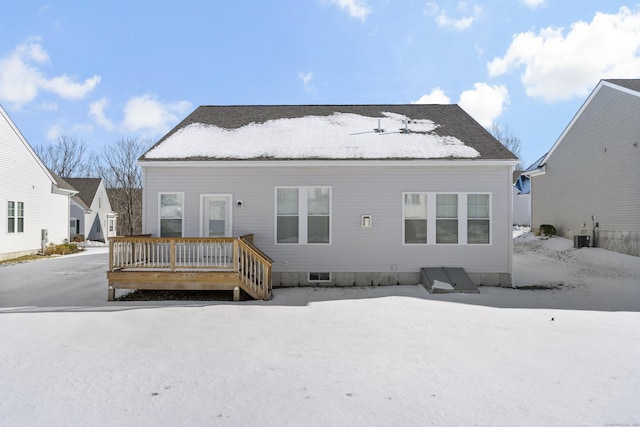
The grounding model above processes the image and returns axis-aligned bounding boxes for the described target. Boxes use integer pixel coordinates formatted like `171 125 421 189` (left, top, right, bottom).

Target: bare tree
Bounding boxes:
34 135 99 177
492 122 524 170
99 138 149 236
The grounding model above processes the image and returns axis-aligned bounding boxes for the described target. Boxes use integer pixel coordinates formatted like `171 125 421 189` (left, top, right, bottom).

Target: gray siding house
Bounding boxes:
526 79 640 256
65 178 117 242
139 105 518 287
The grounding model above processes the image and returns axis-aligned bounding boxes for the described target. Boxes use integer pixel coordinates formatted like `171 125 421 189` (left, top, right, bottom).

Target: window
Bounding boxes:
403 193 427 244
70 218 80 235
307 187 330 244
17 202 24 233
467 194 490 244
276 188 299 243
7 201 15 233
276 187 331 244
309 272 331 282
159 193 183 237
436 194 458 244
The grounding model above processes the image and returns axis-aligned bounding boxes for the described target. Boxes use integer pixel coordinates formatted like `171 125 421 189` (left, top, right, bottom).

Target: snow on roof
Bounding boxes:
144 112 480 160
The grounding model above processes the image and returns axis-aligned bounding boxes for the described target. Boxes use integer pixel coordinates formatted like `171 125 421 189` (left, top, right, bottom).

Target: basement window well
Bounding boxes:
309 272 331 282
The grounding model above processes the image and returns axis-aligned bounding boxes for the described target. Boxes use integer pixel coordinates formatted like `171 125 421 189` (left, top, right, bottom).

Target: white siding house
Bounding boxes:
526 79 640 257
0 105 77 261
139 105 519 287
65 178 118 242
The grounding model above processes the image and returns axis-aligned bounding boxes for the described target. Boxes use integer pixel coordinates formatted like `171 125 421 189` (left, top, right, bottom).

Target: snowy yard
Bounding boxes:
0 233 638 426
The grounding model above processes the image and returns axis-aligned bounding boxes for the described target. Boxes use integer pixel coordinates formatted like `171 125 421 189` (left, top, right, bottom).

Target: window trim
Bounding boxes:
435 193 459 245
17 202 24 233
402 192 428 244
7 201 15 234
158 192 185 237
466 193 492 245
275 186 332 245
308 272 332 282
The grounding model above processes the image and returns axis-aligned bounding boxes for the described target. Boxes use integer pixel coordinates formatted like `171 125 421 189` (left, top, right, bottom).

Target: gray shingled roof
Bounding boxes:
141 105 517 161
48 170 77 193
604 79 640 92
63 178 102 207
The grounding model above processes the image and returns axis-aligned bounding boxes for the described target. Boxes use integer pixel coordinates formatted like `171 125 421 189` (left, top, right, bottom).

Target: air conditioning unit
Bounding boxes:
573 235 590 248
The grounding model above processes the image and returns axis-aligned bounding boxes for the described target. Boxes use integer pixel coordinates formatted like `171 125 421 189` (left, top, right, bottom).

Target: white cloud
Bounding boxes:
425 1 482 31
121 94 192 135
520 0 546 9
412 87 452 104
488 7 640 102
412 83 508 127
298 71 313 86
328 0 371 21
298 71 316 95
0 39 100 106
458 83 509 128
46 124 61 141
41 74 101 100
89 98 115 131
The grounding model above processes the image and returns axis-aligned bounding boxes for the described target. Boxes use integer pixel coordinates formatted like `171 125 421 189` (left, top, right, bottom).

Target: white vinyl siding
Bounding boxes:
159 193 184 237
276 187 331 244
142 165 510 275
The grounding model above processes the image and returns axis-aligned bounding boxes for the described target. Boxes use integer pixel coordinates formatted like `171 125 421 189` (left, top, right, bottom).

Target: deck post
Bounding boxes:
108 240 114 272
170 239 176 272
108 286 115 301
233 286 240 301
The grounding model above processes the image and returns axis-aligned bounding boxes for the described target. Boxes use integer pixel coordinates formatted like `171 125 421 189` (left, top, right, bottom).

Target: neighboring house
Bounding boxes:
525 79 640 256
139 105 519 287
64 178 118 242
512 171 531 226
0 105 77 261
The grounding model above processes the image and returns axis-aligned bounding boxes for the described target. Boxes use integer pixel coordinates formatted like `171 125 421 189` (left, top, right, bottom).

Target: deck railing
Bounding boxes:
108 236 272 300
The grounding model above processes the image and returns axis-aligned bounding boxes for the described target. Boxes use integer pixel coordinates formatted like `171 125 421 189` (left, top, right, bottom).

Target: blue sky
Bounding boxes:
1 1 639 167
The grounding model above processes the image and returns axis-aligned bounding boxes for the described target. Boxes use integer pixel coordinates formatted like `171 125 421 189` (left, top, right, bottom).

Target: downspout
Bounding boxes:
507 165 514 286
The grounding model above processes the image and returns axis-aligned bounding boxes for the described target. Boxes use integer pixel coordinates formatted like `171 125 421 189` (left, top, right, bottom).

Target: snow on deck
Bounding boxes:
144 112 480 160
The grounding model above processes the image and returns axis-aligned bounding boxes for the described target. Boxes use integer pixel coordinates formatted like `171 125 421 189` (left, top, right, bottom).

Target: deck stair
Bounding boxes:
420 267 479 293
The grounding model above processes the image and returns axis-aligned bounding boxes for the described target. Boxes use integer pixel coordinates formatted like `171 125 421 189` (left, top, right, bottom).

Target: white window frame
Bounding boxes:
275 186 332 245
158 192 185 237
7 201 15 234
402 192 428 244
402 192 492 245
435 193 459 245
308 272 332 282
17 202 24 233
467 193 492 245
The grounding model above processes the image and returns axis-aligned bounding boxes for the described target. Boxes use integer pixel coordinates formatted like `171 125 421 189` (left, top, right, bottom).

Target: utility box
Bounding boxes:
573 235 590 248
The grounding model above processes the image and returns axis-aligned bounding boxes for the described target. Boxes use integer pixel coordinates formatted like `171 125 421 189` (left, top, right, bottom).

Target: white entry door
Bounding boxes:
201 196 232 237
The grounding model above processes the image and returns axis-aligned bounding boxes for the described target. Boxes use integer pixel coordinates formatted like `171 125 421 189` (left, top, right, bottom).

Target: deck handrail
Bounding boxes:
108 236 272 300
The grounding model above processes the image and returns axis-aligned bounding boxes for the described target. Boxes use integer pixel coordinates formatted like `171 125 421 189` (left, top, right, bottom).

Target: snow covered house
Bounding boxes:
65 178 117 243
0 105 77 261
526 79 640 257
129 104 518 292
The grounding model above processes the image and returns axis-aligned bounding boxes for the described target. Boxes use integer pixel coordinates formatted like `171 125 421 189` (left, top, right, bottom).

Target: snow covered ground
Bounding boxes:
0 234 638 426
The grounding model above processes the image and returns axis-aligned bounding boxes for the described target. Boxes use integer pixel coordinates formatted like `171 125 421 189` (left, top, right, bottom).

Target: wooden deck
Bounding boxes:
107 235 272 301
